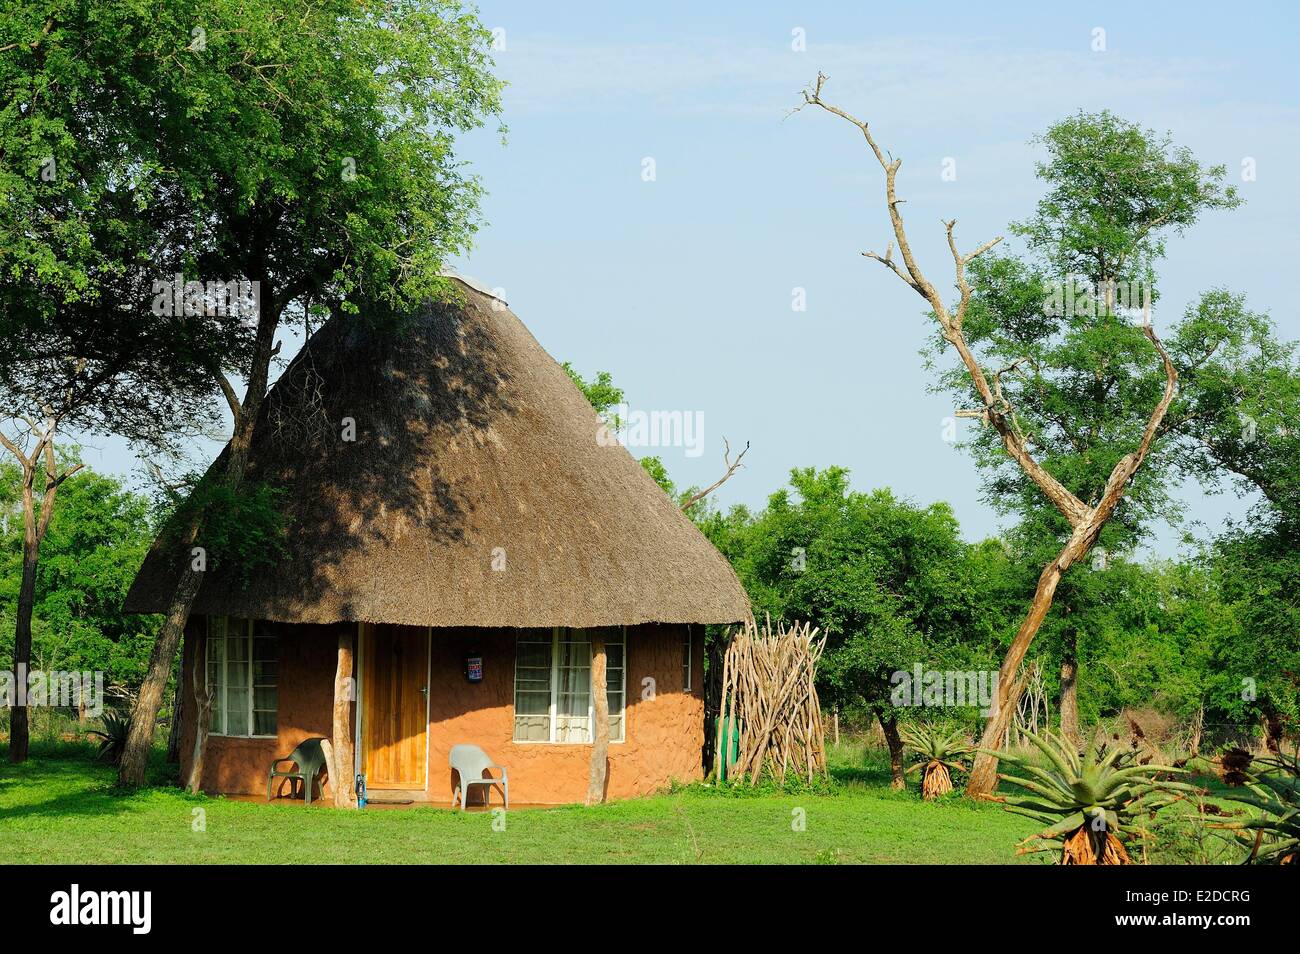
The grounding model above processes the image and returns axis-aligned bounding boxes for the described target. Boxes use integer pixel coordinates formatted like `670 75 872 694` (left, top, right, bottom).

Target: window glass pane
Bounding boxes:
513 715 550 742
515 669 550 692
226 687 250 736
515 640 551 669
204 617 278 738
228 631 250 660
253 633 277 687
514 633 554 741
514 690 549 716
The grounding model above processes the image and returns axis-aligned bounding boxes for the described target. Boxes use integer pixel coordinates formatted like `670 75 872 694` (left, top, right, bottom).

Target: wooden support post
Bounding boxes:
332 628 357 808
187 628 213 794
586 632 609 806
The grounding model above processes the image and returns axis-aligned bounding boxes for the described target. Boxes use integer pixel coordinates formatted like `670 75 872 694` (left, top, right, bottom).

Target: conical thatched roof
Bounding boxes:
124 277 750 628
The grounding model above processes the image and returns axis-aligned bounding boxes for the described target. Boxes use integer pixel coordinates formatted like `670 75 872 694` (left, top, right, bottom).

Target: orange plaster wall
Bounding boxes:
179 620 350 800
181 620 704 805
426 624 704 805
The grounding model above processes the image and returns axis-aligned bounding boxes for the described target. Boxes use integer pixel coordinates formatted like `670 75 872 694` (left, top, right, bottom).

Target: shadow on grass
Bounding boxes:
0 742 185 825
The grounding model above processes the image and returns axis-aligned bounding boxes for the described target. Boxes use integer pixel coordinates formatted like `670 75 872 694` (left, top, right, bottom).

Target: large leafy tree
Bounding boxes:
112 0 504 788
1 1 216 761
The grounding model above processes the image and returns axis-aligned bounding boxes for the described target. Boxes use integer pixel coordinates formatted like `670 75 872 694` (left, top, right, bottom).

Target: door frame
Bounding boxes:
354 622 431 791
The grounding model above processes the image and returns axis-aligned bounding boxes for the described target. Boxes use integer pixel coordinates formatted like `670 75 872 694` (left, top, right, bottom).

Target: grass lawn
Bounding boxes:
1 741 1047 864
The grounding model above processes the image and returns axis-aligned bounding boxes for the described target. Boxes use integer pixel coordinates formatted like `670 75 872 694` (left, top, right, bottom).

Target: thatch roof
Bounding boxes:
124 277 750 628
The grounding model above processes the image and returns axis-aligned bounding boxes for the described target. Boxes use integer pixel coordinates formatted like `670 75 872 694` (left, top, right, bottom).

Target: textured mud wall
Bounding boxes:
181 621 703 804
426 623 704 804
178 620 347 799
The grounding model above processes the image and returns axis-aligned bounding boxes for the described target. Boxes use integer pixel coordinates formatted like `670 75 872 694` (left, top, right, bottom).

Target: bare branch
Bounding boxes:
680 438 750 511
862 249 920 291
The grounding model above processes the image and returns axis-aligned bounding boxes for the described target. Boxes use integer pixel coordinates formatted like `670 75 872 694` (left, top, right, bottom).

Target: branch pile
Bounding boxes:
716 619 828 785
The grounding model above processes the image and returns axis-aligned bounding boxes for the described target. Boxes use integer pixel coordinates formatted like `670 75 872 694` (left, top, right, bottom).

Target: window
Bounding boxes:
207 617 278 738
683 626 693 692
513 628 625 743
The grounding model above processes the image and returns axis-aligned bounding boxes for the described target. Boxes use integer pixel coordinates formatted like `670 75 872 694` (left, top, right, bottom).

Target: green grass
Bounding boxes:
0 741 1047 864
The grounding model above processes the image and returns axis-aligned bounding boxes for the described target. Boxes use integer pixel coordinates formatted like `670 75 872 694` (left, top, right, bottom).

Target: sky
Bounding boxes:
81 1 1300 556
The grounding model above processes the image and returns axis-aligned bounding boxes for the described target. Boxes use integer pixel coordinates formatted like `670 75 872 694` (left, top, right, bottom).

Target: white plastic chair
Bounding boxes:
449 744 509 810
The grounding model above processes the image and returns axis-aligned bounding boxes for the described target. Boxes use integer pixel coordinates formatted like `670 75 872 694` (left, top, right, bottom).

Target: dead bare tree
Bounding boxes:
796 74 1178 796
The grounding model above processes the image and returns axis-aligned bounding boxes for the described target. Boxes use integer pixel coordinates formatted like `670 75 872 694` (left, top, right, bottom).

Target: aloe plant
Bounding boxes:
88 711 132 765
1213 747 1299 865
990 729 1198 864
900 723 971 799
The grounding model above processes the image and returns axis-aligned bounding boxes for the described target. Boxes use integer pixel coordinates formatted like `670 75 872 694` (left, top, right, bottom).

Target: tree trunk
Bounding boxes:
878 709 905 791
119 562 203 786
1059 627 1080 745
119 301 280 787
586 632 609 806
9 548 38 764
967 545 1076 800
9 460 59 763
165 677 183 764
186 629 211 793
332 629 356 808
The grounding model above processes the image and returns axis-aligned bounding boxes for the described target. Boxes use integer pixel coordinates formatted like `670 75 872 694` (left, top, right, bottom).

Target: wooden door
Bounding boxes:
362 624 428 789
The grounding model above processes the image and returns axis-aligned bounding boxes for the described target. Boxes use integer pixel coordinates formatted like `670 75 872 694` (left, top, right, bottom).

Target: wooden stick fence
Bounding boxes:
715 618 828 785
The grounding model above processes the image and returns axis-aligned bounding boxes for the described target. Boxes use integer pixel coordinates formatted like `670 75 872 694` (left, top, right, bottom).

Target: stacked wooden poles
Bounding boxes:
715 618 828 785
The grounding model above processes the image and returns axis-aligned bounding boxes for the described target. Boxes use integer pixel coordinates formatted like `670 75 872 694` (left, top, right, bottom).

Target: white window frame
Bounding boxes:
206 616 278 739
512 626 626 744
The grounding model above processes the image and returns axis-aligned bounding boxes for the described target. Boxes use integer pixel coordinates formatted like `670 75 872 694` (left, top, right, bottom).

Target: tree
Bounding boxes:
1 1 215 760
117 0 504 787
798 80 1239 795
0 461 163 721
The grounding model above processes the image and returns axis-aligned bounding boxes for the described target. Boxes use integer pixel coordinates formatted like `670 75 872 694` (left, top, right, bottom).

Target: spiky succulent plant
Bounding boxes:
990 729 1198 864
88 710 132 765
1213 747 1300 865
900 723 971 799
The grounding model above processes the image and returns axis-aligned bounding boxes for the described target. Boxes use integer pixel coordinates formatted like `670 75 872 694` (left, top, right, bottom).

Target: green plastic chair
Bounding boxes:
267 737 329 804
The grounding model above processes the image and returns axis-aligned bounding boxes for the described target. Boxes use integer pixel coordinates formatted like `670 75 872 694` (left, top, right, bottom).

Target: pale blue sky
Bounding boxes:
84 1 1300 555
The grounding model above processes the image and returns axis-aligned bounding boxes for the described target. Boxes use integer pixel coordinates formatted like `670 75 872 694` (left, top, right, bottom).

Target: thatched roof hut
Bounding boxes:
127 277 749 805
